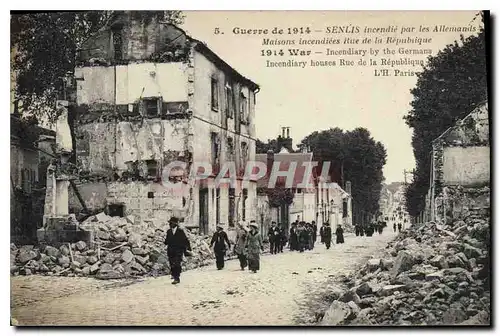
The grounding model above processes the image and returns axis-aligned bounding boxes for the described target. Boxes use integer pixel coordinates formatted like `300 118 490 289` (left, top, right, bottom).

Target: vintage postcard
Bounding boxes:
10 10 490 326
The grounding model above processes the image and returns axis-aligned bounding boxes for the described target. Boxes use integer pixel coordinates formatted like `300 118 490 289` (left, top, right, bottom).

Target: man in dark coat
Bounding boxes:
210 225 231 270
336 225 345 244
393 222 397 232
289 223 298 251
312 221 318 244
277 223 286 253
268 222 280 254
164 217 192 284
320 222 332 249
398 222 402 232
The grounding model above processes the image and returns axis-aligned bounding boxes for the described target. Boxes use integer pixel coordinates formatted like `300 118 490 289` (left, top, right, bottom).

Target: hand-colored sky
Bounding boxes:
181 10 481 182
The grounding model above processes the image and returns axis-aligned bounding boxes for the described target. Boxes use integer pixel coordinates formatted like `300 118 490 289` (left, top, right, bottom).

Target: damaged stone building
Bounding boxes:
70 14 259 234
428 101 490 223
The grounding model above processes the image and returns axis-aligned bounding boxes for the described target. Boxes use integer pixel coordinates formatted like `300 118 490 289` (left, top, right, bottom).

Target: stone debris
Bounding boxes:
319 214 490 326
10 213 241 279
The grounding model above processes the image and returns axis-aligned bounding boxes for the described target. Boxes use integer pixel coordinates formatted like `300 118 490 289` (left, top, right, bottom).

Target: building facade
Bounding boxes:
11 115 56 243
255 143 352 236
71 14 259 234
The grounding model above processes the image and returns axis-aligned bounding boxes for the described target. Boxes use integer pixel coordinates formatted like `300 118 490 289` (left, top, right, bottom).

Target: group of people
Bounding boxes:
163 216 347 285
267 222 287 254
288 220 345 252
354 219 408 237
288 220 317 252
393 222 403 232
211 221 264 273
163 217 265 285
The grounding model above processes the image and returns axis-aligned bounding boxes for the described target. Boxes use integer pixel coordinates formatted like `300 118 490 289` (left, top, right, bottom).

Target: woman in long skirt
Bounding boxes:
246 222 264 273
234 223 249 270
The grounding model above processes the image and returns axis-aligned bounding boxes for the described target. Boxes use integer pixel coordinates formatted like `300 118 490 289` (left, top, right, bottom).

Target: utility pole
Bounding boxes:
403 169 415 185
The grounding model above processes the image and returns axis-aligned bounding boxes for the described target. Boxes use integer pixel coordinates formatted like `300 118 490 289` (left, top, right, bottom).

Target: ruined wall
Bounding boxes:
432 103 490 224
68 182 108 214
442 146 490 186
106 181 188 223
117 63 188 103
76 119 189 174
10 145 38 190
78 18 190 65
75 63 189 106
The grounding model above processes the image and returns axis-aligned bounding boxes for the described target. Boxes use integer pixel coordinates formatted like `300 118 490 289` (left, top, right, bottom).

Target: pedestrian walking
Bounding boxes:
366 223 374 237
268 222 280 254
298 222 309 252
312 221 318 244
377 221 384 234
398 222 402 232
355 224 360 236
210 225 231 270
164 217 192 284
246 221 264 273
307 223 315 250
278 223 286 253
335 224 345 244
289 223 299 251
320 222 332 249
393 222 397 232
234 223 248 270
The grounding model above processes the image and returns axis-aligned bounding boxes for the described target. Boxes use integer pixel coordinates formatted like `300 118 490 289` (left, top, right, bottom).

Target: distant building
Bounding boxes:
255 131 352 235
11 115 56 243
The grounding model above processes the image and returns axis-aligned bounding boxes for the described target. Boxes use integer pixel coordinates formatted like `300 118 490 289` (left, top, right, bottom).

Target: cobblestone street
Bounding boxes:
11 232 396 326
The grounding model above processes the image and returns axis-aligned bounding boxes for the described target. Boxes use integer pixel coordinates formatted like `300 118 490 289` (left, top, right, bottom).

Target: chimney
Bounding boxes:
266 149 274 177
283 127 292 152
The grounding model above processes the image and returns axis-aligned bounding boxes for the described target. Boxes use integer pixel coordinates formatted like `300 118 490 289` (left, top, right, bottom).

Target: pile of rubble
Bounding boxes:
320 215 490 326
10 213 232 279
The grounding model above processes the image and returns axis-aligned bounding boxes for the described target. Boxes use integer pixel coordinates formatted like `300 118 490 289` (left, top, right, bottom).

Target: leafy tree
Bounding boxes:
299 127 387 225
11 11 184 122
403 11 487 217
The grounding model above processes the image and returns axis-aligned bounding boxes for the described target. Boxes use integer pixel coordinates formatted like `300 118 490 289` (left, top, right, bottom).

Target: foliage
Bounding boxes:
299 127 387 223
11 114 41 149
11 11 184 121
403 12 487 217
265 184 295 208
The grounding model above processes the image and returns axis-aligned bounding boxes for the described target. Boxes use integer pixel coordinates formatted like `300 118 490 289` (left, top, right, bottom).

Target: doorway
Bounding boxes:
199 188 209 234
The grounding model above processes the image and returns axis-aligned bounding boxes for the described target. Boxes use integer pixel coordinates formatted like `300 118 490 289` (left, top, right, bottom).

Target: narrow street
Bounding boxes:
11 232 396 326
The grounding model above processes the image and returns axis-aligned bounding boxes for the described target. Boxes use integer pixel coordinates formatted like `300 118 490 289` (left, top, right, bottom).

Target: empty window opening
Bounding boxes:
112 26 123 61
145 160 158 179
143 98 160 118
108 203 125 217
211 77 219 111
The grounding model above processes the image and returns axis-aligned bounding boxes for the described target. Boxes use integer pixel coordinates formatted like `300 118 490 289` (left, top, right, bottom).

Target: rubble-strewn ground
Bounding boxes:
11 214 224 279
11 232 395 326
318 218 490 326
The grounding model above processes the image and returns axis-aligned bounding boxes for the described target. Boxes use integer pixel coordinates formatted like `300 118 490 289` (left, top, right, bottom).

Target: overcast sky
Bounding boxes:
181 10 481 183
